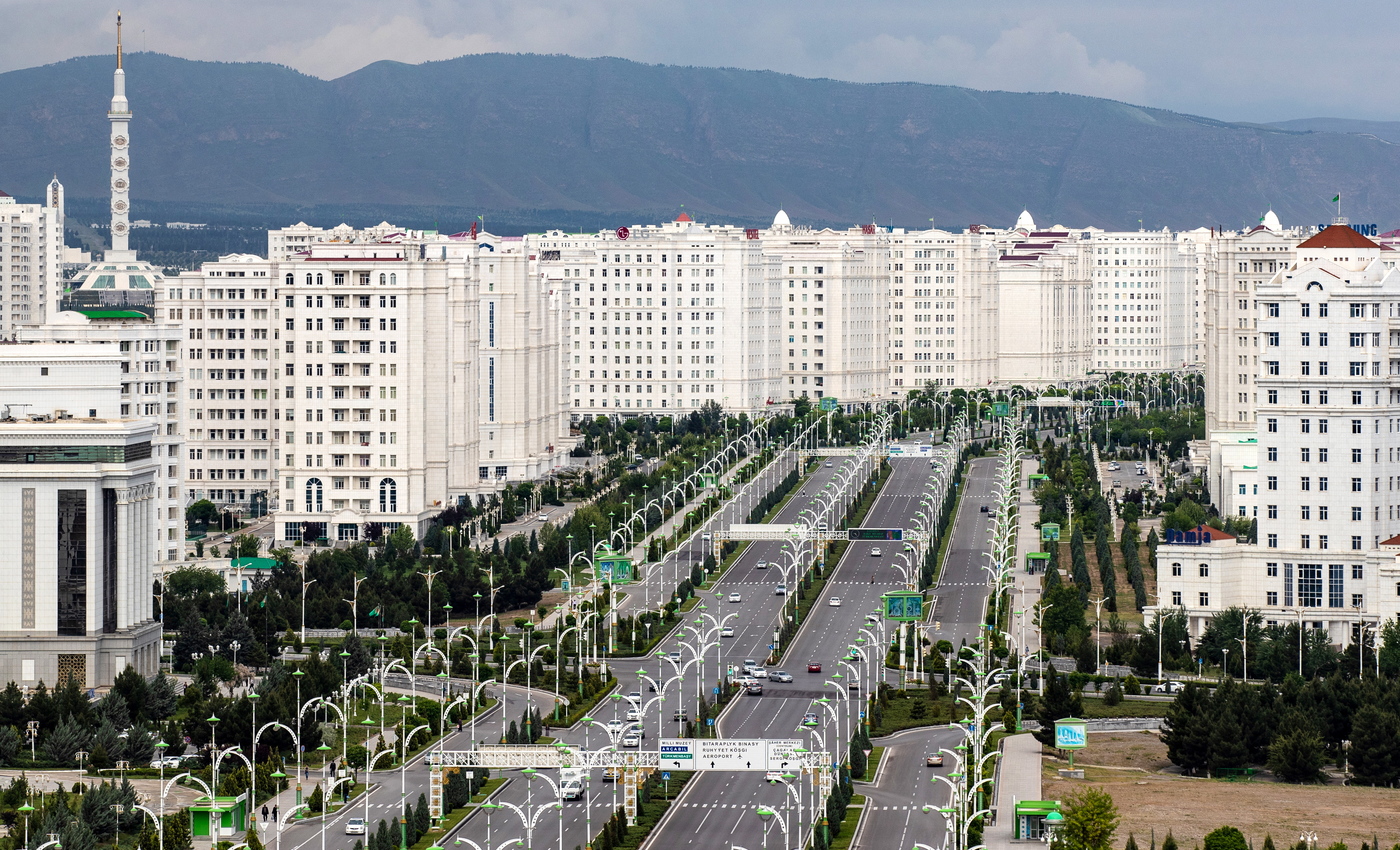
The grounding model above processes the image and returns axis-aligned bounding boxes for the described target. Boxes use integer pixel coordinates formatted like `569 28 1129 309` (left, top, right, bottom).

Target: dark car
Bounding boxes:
807 663 822 673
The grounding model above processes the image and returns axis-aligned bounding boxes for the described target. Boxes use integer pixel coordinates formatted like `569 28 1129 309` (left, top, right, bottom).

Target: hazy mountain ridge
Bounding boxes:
4 51 1400 232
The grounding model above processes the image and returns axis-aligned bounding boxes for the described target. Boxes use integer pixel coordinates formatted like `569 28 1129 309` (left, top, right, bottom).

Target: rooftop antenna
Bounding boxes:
116 11 123 69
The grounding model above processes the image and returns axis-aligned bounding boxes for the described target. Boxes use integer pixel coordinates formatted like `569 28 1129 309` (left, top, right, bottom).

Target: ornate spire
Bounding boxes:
108 11 131 255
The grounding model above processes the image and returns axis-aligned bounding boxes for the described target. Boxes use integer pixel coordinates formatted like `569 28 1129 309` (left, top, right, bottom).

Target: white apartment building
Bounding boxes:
993 226 1094 385
1085 228 1194 372
537 214 784 416
1202 216 1306 433
1156 223 1400 645
169 227 571 543
0 179 65 334
886 227 998 393
763 214 889 402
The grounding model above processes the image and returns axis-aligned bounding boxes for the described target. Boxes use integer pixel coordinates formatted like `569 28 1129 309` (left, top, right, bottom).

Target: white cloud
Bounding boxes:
256 15 504 79
837 24 1147 102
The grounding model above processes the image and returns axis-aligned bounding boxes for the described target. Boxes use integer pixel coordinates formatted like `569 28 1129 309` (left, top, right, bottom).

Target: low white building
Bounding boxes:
0 413 163 688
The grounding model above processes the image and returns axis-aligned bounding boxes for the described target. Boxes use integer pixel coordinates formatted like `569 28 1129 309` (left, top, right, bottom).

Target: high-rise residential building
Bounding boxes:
992 223 1094 384
762 213 889 402
1155 223 1400 645
1084 228 1194 372
1202 213 1305 433
169 226 571 543
537 214 783 416
0 178 66 334
885 226 998 393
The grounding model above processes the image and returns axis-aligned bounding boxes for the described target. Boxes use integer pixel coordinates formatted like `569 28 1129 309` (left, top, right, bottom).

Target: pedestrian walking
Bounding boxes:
272 805 279 822
261 805 269 822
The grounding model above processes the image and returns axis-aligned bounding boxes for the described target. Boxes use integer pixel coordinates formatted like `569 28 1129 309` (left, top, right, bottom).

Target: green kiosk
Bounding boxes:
1012 800 1063 841
594 544 634 584
190 793 249 839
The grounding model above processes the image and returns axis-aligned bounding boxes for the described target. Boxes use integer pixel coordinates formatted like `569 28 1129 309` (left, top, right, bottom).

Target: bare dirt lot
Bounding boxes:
1041 732 1400 847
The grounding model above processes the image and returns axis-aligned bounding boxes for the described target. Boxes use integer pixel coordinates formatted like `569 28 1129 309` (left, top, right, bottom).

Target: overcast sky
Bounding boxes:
2 0 1392 123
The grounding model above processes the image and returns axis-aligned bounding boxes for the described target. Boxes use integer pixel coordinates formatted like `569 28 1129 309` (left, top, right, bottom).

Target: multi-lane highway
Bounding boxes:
643 452 986 850
268 436 1005 850
851 456 1000 850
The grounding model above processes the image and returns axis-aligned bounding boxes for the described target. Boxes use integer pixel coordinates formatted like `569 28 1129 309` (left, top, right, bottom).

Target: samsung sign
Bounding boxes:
1317 223 1379 237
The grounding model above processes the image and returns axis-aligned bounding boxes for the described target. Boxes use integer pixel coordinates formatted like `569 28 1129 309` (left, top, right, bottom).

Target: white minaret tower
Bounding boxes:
108 12 133 257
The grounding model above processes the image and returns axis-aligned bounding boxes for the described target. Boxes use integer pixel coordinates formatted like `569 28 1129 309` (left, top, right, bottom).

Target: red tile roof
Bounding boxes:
1298 224 1380 250
675 212 693 222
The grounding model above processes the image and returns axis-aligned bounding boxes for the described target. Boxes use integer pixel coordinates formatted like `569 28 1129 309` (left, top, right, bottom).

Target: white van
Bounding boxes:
561 779 584 800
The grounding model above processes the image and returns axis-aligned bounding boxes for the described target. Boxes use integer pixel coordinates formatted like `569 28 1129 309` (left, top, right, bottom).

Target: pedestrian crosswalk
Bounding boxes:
681 803 922 811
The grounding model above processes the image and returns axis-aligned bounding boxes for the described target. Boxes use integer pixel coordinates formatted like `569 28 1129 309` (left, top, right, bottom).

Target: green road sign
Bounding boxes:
1040 523 1060 542
992 402 1011 417
820 397 839 412
847 528 903 541
882 591 924 621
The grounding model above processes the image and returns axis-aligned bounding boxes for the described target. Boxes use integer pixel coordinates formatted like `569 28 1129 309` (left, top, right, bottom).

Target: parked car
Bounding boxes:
807 663 822 673
1151 680 1186 695
346 819 367 836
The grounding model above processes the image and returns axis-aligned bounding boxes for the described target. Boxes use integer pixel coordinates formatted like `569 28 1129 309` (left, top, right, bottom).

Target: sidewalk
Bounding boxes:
1011 458 1042 657
984 733 1044 850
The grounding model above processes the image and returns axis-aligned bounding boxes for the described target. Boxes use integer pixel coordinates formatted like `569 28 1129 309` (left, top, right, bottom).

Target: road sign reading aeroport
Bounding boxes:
658 739 807 771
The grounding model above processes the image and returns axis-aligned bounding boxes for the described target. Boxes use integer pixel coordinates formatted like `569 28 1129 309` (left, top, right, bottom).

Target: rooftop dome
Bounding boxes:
70 258 163 292
772 209 791 228
1014 209 1036 231
1262 210 1282 232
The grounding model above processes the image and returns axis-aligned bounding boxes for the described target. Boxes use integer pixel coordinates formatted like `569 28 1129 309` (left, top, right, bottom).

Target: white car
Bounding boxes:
345 819 366 836
765 770 784 782
721 626 735 638
621 734 641 748
728 592 742 603
626 708 641 721
606 720 627 736
870 547 882 557
756 560 768 569
828 597 842 607
752 667 768 679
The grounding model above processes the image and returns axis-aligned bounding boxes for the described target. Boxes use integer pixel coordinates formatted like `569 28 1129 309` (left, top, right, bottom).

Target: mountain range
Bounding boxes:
3 51 1399 233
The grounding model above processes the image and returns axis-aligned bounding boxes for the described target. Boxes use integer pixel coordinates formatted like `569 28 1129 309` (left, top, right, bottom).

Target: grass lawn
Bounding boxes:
863 747 885 780
1079 695 1171 718
827 799 868 850
470 777 507 804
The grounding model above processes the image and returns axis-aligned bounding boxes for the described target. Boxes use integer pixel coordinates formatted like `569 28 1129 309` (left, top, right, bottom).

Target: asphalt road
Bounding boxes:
647 455 963 850
854 456 1000 850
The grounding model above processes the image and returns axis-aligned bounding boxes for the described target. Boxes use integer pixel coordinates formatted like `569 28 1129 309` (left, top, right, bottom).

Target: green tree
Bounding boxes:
1160 683 1210 775
186 499 220 532
308 784 324 814
1347 705 1399 787
44 714 90 764
1267 729 1326 783
1032 664 1082 748
1202 826 1248 850
1057 786 1118 850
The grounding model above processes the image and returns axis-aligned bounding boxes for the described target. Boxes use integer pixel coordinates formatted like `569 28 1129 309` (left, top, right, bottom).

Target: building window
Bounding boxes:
378 478 397 512
1171 563 1182 577
305 477 323 513
1299 564 1322 607
1267 591 1278 605
1352 535 1363 550
1199 592 1210 607
1267 533 1278 548
1198 564 1209 577
1329 563 1345 608
1172 591 1183 606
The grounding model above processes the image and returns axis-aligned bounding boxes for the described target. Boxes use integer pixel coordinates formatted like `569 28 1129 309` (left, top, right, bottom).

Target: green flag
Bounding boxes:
1332 195 1341 202
368 608 379 617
